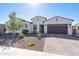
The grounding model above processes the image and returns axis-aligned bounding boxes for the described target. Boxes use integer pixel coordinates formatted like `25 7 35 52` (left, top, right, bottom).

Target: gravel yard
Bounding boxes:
13 37 45 51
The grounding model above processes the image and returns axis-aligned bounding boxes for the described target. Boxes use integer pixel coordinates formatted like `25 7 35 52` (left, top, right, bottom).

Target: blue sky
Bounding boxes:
0 3 79 25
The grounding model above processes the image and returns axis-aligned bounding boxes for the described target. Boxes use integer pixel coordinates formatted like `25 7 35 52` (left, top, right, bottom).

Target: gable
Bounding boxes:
74 23 79 26
31 16 47 24
45 16 73 24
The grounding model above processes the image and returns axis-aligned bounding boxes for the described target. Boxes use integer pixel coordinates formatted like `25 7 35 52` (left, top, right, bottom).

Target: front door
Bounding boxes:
40 25 44 33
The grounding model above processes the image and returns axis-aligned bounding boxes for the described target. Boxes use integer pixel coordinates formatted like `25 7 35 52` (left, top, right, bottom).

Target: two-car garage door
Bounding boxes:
47 24 68 34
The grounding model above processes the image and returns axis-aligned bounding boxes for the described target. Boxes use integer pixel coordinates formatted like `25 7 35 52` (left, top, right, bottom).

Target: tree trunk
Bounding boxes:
9 31 16 47
12 31 16 39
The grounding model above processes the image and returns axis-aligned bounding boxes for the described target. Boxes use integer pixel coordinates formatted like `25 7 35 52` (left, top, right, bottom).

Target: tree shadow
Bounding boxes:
0 34 18 46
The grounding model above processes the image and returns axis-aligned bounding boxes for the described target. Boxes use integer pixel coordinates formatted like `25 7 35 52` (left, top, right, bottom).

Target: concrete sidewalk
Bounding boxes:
0 46 61 56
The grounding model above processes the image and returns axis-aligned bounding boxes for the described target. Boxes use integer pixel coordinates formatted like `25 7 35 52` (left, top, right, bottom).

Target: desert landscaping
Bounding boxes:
0 6 79 56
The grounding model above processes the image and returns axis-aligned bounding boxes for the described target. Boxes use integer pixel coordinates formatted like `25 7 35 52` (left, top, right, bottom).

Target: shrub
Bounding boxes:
0 33 3 36
22 30 28 35
17 34 25 39
37 32 42 40
28 41 36 47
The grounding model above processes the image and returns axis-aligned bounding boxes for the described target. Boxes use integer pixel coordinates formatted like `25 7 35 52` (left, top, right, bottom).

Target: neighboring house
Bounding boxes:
5 16 73 35
0 24 6 34
5 18 33 34
17 18 33 34
72 23 79 35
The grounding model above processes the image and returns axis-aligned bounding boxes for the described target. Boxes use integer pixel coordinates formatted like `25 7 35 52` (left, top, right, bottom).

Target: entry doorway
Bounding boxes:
40 25 44 33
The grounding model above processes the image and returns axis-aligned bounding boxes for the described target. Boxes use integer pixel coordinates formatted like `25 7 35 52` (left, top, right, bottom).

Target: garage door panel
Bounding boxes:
47 25 56 33
47 24 67 34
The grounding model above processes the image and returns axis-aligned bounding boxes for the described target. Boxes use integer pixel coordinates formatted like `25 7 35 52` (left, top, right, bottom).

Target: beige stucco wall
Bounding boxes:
31 16 47 33
31 16 46 24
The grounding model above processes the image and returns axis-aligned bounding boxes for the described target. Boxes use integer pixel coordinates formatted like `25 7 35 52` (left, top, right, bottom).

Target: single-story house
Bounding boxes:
0 24 6 34
5 18 33 34
6 16 73 35
72 23 79 35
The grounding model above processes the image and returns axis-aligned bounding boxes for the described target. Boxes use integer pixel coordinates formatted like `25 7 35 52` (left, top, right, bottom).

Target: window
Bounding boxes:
33 25 37 33
69 24 71 26
33 25 37 29
56 18 58 21
37 18 39 20
77 26 79 29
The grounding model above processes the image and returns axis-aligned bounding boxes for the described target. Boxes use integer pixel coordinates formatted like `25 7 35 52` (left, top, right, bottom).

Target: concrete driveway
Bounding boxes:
43 34 79 56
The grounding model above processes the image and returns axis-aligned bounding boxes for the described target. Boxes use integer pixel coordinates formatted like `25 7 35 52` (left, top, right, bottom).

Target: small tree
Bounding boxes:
3 11 24 50
6 11 23 45
6 11 23 38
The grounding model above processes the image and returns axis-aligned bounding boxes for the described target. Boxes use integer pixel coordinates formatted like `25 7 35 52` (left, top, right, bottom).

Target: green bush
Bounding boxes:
28 41 36 47
17 34 25 39
0 32 3 36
